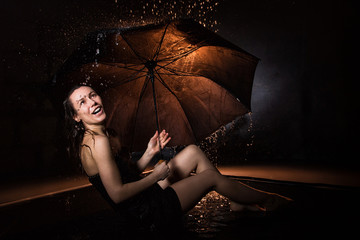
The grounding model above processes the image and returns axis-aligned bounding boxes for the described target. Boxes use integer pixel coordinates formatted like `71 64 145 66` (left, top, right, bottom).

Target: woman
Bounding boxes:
63 85 291 235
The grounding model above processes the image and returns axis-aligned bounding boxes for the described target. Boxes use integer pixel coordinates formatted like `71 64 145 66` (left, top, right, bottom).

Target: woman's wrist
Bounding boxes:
145 147 156 159
146 170 159 183
137 148 156 171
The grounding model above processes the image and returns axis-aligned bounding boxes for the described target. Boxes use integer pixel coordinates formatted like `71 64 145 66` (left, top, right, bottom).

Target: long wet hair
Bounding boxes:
63 85 87 163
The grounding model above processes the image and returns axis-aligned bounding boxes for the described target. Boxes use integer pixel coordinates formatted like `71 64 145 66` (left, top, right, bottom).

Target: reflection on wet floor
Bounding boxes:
185 191 231 238
2 164 359 207
2 180 360 240
1 165 360 239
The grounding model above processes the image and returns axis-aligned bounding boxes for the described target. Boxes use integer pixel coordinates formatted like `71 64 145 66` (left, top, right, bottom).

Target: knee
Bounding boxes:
186 144 198 150
184 144 201 154
176 145 199 159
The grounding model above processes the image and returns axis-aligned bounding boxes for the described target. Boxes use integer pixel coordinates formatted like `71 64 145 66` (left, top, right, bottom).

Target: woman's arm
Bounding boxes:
136 148 155 172
91 135 169 204
136 130 171 172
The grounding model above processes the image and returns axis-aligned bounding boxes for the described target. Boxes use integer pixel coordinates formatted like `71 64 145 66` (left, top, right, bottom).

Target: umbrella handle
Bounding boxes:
157 159 165 165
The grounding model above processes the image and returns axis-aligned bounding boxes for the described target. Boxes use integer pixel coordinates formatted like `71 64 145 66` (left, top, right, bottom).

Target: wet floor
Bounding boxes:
2 177 359 240
2 164 359 207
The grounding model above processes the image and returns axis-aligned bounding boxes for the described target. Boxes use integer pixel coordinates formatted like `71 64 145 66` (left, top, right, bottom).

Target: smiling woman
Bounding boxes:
61 84 292 236
63 85 106 164
71 88 106 126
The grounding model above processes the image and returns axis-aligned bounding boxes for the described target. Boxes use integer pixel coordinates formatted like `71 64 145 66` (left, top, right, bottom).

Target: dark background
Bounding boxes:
0 0 358 184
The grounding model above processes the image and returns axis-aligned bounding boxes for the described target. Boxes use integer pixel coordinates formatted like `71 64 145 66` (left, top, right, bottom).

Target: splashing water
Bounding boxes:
245 112 255 159
198 113 255 166
21 0 225 89
48 0 250 168
42 0 225 86
113 0 222 31
185 191 240 237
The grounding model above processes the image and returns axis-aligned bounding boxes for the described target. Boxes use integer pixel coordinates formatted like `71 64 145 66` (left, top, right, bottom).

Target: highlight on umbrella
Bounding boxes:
53 19 259 153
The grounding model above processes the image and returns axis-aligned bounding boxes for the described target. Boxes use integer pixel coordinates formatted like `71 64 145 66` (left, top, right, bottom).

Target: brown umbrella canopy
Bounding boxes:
54 19 258 152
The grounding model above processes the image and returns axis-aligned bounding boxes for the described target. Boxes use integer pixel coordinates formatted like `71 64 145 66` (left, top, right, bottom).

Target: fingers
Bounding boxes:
162 137 171 148
164 163 170 177
159 129 166 138
150 130 171 150
159 130 171 148
151 130 159 140
155 130 169 141
154 161 170 181
158 130 165 143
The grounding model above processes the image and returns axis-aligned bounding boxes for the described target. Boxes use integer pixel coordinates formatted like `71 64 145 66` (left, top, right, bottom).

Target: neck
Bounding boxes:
84 123 106 135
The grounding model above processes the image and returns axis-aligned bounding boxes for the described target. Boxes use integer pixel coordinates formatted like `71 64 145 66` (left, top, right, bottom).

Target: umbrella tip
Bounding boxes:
145 60 157 71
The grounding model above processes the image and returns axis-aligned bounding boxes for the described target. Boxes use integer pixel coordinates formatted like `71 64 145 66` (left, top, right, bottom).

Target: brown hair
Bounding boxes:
63 85 87 162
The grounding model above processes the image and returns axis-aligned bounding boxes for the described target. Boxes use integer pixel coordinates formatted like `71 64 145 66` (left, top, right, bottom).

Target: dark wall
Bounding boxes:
0 0 358 183
217 0 358 165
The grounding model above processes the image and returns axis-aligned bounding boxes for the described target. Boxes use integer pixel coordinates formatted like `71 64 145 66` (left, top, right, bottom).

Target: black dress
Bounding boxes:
88 152 183 235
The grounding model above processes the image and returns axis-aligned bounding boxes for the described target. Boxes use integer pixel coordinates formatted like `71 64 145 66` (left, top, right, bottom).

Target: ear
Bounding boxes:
73 114 81 123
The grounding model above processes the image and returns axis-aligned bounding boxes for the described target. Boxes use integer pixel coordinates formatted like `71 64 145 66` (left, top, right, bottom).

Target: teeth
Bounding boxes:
92 107 101 114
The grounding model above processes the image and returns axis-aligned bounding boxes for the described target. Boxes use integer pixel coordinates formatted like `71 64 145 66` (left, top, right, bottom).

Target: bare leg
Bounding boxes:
157 145 271 212
171 169 270 212
157 145 217 189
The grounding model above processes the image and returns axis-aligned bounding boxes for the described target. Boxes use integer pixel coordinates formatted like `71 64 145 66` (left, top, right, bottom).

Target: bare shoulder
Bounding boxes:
81 133 113 175
83 132 110 149
84 133 113 162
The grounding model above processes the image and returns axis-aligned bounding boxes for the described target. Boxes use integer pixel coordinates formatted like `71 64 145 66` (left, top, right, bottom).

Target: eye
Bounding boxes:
90 92 97 99
79 100 85 106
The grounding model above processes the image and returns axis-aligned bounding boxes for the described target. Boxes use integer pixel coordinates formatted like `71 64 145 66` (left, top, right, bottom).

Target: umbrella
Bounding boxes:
54 19 259 152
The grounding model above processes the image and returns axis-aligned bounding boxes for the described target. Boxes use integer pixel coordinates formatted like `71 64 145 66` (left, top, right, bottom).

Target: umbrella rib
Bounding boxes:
158 65 196 77
156 45 202 72
156 37 187 56
138 76 150 103
153 68 197 143
157 45 200 63
158 39 206 63
153 22 170 62
102 62 148 74
102 62 147 71
130 76 151 151
100 63 148 86
120 33 147 64
116 73 148 86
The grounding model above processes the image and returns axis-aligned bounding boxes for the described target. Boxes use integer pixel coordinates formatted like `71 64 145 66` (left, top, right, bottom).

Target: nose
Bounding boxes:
89 98 97 107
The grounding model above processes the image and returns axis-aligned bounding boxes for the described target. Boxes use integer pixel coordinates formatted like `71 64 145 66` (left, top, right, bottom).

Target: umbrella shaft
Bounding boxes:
150 75 163 159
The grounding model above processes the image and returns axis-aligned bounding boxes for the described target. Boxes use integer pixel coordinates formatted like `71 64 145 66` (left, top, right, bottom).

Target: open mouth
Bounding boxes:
92 106 102 115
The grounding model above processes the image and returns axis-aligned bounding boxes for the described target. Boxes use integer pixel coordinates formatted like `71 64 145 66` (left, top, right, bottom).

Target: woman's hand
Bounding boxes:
147 130 171 156
152 161 170 181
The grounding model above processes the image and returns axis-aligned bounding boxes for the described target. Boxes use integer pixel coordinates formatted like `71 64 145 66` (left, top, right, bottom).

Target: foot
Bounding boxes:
258 193 293 212
230 201 262 212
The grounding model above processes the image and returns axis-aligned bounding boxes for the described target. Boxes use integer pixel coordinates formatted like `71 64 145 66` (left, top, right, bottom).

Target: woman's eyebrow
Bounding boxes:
75 91 95 105
75 96 85 105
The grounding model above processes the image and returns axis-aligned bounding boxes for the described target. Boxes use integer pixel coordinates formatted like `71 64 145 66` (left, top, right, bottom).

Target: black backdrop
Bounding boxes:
0 0 358 183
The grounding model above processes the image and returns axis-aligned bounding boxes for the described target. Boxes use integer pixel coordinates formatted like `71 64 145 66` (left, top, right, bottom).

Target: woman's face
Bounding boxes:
69 86 106 127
